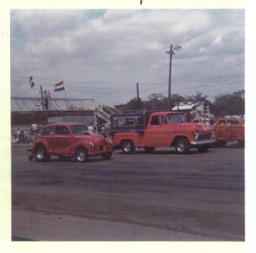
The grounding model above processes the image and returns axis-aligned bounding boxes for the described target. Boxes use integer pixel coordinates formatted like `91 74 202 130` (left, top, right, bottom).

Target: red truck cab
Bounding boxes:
111 111 215 154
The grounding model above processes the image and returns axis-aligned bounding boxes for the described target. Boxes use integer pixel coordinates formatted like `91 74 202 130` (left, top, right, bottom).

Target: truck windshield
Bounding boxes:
165 113 185 124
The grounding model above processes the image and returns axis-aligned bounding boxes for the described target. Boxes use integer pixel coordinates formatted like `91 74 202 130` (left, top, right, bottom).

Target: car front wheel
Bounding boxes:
34 145 49 162
76 147 88 162
174 138 189 154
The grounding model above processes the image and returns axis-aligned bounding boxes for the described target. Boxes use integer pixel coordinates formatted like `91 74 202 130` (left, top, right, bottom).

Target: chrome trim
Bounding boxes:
190 140 216 145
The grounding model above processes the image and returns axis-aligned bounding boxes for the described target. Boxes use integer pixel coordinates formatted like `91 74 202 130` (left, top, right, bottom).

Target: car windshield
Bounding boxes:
70 124 88 134
165 113 185 124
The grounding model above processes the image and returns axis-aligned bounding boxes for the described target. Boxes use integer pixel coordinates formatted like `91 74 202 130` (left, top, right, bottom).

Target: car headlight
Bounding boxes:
89 142 95 147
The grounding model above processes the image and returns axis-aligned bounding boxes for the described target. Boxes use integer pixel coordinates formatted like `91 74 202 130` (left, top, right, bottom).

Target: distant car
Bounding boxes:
28 123 113 162
213 117 244 146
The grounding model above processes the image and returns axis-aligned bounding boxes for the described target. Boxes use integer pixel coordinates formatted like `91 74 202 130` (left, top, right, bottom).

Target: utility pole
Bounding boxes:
136 82 141 109
136 82 140 102
40 85 44 111
166 44 181 110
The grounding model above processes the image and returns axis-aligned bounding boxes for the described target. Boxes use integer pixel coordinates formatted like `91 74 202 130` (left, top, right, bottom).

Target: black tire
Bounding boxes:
122 140 135 154
174 138 189 154
144 147 155 152
76 147 88 162
34 145 48 162
102 152 113 160
197 145 209 153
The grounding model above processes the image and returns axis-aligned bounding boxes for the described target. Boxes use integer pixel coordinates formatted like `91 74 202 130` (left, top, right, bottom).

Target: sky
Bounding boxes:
10 9 245 106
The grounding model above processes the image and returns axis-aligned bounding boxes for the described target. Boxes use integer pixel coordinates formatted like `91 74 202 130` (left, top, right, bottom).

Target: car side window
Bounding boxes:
218 120 226 125
55 126 70 135
227 120 239 125
43 126 53 135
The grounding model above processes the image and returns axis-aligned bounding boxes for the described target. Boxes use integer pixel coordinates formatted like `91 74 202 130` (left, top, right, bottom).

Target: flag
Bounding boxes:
29 76 35 88
54 81 64 91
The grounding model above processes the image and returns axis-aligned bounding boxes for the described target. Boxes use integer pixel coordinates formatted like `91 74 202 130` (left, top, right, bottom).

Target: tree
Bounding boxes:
115 97 143 111
185 92 208 102
213 90 245 117
146 93 168 110
114 90 245 117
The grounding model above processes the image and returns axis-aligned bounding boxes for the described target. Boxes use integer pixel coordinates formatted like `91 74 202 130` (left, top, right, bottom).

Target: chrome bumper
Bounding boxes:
190 139 216 145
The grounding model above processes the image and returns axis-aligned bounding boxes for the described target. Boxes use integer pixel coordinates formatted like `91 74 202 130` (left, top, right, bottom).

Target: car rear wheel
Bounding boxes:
76 147 88 162
174 138 189 154
122 140 135 154
34 145 49 162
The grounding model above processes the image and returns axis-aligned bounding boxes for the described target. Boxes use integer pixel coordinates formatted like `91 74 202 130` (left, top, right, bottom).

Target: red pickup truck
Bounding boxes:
111 111 215 154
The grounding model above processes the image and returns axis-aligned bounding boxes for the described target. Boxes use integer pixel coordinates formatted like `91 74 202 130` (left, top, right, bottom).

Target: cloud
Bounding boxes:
11 9 244 105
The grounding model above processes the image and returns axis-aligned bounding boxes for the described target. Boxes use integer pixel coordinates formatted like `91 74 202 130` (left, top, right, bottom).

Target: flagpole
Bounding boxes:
63 83 71 109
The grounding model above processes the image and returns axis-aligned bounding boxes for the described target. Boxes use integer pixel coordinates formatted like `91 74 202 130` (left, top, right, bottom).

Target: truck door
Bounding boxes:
144 115 168 147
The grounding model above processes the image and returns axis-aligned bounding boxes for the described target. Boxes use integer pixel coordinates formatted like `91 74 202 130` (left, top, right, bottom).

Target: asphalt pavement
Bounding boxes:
12 144 244 241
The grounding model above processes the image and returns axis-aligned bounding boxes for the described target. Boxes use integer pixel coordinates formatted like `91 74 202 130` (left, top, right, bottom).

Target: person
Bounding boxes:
88 122 94 135
101 124 107 138
16 128 24 144
30 123 39 141
44 90 49 110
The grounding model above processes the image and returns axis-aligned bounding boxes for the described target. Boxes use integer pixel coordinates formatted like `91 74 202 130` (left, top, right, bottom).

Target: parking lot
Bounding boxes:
12 144 244 241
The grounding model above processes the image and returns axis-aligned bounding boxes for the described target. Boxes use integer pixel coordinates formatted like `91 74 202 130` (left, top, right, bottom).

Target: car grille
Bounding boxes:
196 132 212 141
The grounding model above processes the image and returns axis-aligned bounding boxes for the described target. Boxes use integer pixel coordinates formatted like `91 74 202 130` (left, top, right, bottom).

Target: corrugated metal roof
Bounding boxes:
11 97 96 111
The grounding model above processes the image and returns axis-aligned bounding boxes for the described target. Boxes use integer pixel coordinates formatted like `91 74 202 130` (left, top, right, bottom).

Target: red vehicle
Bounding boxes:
111 111 215 154
28 123 113 162
214 117 245 146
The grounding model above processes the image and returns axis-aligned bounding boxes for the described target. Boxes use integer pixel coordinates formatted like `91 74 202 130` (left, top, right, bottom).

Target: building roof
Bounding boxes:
172 101 201 111
11 97 96 111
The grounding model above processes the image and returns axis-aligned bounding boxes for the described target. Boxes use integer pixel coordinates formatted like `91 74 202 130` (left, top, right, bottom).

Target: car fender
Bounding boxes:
112 132 141 146
32 139 49 152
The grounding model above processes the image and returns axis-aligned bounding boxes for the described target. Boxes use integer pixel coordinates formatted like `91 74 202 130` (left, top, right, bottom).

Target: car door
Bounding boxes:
226 119 242 141
215 119 227 141
54 126 74 155
40 126 55 152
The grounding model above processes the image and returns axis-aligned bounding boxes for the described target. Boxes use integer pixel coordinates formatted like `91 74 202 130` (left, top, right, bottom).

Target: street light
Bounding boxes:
166 44 181 110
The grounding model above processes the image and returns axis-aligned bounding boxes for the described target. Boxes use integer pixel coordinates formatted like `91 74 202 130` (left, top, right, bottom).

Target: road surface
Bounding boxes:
12 145 244 241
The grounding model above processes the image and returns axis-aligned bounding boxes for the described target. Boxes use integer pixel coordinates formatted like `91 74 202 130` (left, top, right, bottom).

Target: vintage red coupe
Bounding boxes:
213 117 244 146
28 123 113 162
